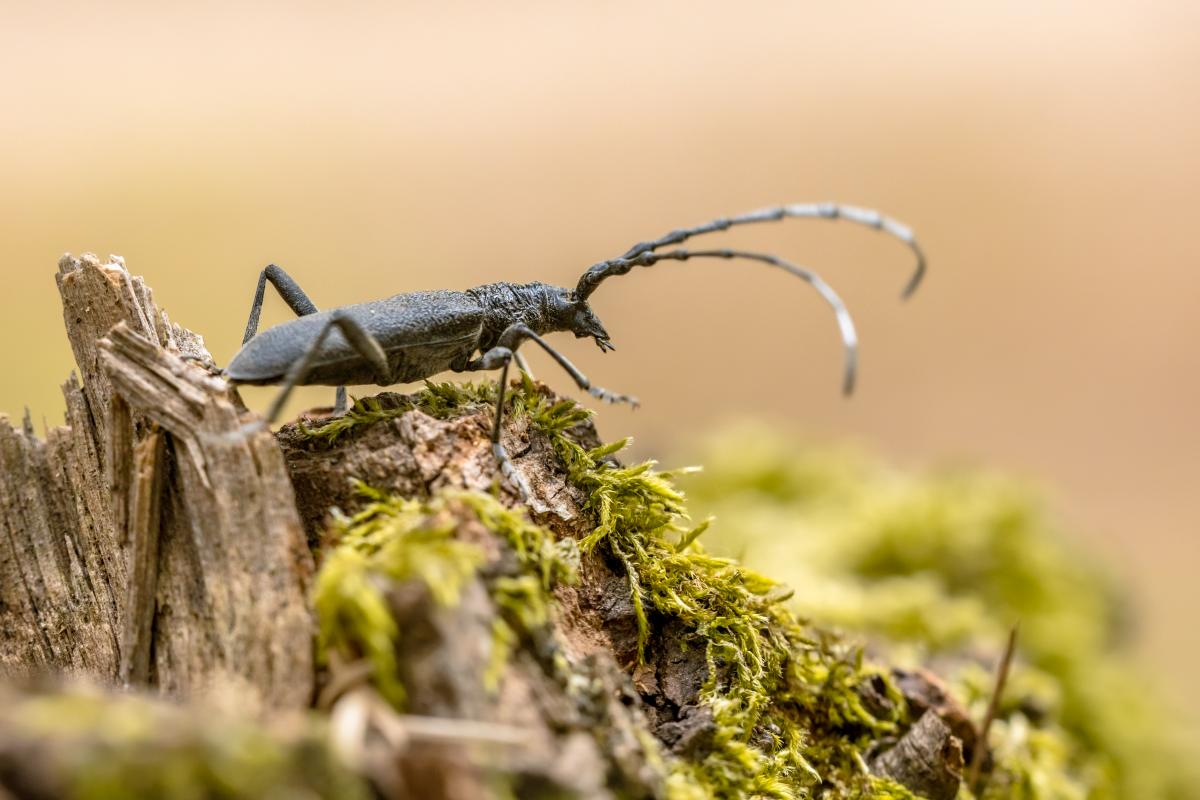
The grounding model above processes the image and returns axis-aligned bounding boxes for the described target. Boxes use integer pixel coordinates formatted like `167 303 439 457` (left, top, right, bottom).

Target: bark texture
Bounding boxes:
278 404 700 797
871 712 964 800
0 254 313 712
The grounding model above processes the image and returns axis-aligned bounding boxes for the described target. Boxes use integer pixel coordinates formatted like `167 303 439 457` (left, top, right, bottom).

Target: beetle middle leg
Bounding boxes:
241 263 348 414
512 351 535 380
482 356 534 501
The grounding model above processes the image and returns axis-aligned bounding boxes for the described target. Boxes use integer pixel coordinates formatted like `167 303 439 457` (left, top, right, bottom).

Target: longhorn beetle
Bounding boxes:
226 203 925 499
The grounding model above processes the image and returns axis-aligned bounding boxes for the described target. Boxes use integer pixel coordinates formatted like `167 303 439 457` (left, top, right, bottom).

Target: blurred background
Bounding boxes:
2 1 1197 718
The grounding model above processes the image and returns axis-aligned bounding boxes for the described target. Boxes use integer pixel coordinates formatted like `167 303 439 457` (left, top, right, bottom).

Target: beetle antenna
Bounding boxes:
582 247 859 395
575 203 924 303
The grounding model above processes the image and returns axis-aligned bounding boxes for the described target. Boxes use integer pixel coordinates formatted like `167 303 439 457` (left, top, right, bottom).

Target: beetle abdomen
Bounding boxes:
225 290 485 386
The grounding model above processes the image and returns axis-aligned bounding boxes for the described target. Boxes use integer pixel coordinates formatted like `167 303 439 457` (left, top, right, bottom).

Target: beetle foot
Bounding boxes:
238 419 269 438
199 418 269 446
588 386 640 408
492 442 533 503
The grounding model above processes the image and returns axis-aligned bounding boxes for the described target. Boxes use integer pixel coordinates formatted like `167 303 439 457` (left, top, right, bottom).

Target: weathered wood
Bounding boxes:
118 427 166 686
0 400 122 679
277 392 590 536
99 321 315 709
1 254 313 712
872 711 964 800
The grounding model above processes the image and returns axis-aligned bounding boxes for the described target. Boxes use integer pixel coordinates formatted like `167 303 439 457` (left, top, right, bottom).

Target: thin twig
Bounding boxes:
968 623 1019 794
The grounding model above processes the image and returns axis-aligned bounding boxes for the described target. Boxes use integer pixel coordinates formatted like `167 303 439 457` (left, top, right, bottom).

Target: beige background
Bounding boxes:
3 2 1197 715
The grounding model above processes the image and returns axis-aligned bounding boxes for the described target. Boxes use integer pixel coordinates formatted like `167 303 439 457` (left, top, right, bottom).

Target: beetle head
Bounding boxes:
571 303 613 351
546 286 612 351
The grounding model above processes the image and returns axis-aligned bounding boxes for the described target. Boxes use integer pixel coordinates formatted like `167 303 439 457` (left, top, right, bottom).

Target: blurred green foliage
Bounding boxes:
0 687 367 800
683 424 1199 799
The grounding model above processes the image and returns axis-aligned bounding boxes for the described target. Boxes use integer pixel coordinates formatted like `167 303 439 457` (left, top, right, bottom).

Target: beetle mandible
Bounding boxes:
225 203 925 499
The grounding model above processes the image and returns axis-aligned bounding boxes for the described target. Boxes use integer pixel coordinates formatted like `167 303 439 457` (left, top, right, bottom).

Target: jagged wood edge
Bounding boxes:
0 254 314 712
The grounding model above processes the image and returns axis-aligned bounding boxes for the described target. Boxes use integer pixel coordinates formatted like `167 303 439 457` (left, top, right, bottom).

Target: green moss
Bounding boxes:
520 389 907 799
683 425 1200 800
312 479 578 707
312 483 487 706
859 777 926 800
455 487 579 590
299 379 500 443
487 574 554 690
0 688 367 800
309 381 915 797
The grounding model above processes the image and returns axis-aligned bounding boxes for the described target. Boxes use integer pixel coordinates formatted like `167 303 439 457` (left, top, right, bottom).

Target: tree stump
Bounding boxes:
0 255 975 799
1 255 312 712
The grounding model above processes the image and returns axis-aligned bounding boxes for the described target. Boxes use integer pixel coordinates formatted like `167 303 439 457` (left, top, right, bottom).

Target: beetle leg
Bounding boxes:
261 312 390 425
483 355 533 501
471 324 636 502
242 264 318 344
241 263 347 415
512 350 535 380
494 324 639 408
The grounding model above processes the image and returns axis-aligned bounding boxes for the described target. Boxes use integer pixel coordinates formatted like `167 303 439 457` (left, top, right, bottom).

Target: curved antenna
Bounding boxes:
584 247 860 395
575 203 924 302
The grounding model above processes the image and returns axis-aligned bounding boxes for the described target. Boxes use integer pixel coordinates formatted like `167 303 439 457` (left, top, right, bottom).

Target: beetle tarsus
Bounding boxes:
588 386 639 408
492 442 532 502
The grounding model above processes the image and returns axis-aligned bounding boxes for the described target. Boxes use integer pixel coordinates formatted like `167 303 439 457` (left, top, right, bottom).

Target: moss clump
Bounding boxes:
456 489 579 692
683 425 1200 800
299 380 499 443
521 389 907 799
309 380 914 797
312 481 577 708
861 777 926 799
312 483 487 706
0 686 367 800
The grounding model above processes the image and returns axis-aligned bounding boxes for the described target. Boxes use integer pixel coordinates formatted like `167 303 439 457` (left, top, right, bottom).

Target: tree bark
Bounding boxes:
0 254 313 712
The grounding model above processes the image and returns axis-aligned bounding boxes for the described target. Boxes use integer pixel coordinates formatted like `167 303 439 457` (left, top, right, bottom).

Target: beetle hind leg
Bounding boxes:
242 263 349 416
260 311 390 425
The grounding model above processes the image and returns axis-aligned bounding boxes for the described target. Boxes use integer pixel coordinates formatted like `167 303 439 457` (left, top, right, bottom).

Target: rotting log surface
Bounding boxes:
0 256 973 799
276 400 701 796
0 254 312 712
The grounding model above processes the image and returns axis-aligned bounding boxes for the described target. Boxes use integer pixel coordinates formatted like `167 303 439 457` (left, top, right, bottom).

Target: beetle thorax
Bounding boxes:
468 282 610 350
468 282 565 345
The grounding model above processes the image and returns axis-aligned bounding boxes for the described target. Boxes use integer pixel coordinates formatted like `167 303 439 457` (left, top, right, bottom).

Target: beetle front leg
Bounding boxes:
476 352 533 502
480 324 639 408
469 326 637 503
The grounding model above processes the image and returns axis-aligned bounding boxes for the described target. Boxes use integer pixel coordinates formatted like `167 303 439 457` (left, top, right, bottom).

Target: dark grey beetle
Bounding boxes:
226 203 925 498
